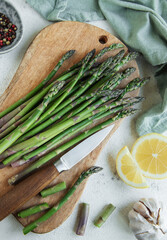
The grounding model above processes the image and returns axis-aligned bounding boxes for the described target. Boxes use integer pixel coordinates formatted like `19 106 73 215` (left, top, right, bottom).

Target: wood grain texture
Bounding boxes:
0 165 59 221
0 21 139 233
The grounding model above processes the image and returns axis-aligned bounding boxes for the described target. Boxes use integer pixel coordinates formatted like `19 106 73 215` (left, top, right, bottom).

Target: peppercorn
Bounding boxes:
0 12 17 49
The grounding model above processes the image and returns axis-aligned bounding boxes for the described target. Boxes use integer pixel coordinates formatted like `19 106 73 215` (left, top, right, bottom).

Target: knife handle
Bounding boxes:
0 164 59 221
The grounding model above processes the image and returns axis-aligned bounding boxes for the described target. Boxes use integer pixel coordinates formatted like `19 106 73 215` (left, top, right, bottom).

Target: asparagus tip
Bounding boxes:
86 166 103 175
141 77 151 83
128 51 140 60
87 48 96 61
124 67 136 74
66 49 76 57
116 49 125 57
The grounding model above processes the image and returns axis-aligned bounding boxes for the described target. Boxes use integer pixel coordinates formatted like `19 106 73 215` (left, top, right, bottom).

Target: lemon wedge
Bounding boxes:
131 133 167 179
116 146 148 188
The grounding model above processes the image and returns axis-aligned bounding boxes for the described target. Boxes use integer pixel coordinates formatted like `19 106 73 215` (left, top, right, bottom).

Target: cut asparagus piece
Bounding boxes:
94 204 116 228
40 182 66 198
23 166 102 234
76 203 90 236
17 203 50 218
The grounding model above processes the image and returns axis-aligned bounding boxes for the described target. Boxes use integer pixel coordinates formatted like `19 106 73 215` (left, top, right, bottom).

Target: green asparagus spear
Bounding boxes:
23 166 102 234
96 89 124 97
40 182 66 197
0 50 75 119
18 203 50 218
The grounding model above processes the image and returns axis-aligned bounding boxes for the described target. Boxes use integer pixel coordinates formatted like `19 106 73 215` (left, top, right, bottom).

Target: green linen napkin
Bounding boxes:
26 0 167 135
26 0 104 22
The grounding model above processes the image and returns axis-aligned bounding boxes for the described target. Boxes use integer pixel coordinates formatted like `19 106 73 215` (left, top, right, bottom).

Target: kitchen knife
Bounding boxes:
0 124 115 221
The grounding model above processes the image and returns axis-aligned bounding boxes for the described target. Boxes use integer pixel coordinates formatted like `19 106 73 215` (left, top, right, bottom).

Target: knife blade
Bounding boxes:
55 124 115 172
0 124 115 221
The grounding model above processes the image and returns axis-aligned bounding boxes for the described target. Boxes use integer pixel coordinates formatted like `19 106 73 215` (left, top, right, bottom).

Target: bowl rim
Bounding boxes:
0 0 23 54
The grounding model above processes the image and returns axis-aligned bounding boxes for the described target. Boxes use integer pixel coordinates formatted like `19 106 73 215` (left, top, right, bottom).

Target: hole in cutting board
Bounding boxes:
99 35 108 44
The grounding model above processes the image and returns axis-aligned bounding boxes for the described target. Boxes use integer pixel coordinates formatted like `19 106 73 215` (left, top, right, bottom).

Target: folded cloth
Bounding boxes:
26 0 167 135
26 0 104 22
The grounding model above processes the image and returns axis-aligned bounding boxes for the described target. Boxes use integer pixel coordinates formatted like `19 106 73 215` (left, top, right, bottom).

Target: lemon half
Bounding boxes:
131 133 167 179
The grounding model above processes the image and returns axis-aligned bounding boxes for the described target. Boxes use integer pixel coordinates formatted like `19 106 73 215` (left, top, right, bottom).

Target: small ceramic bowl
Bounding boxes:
0 0 23 54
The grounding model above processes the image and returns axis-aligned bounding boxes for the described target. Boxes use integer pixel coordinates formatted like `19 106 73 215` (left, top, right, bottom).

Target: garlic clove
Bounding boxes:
158 208 167 234
129 210 155 234
140 198 159 220
133 202 150 218
135 230 164 240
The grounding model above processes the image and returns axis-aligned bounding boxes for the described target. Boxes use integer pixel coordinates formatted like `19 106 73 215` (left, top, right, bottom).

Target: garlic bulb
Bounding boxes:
128 198 167 240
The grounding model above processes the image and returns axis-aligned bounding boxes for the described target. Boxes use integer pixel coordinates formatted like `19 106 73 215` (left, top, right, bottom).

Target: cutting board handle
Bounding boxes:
0 164 59 221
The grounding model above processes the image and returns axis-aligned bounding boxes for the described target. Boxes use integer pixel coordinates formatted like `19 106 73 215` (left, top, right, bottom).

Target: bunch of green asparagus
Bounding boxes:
0 44 150 184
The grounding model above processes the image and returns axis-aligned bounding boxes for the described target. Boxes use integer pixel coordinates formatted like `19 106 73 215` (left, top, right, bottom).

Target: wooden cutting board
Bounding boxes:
0 21 139 233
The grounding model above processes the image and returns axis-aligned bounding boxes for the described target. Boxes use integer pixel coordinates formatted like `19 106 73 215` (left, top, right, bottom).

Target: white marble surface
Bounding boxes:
0 0 166 239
